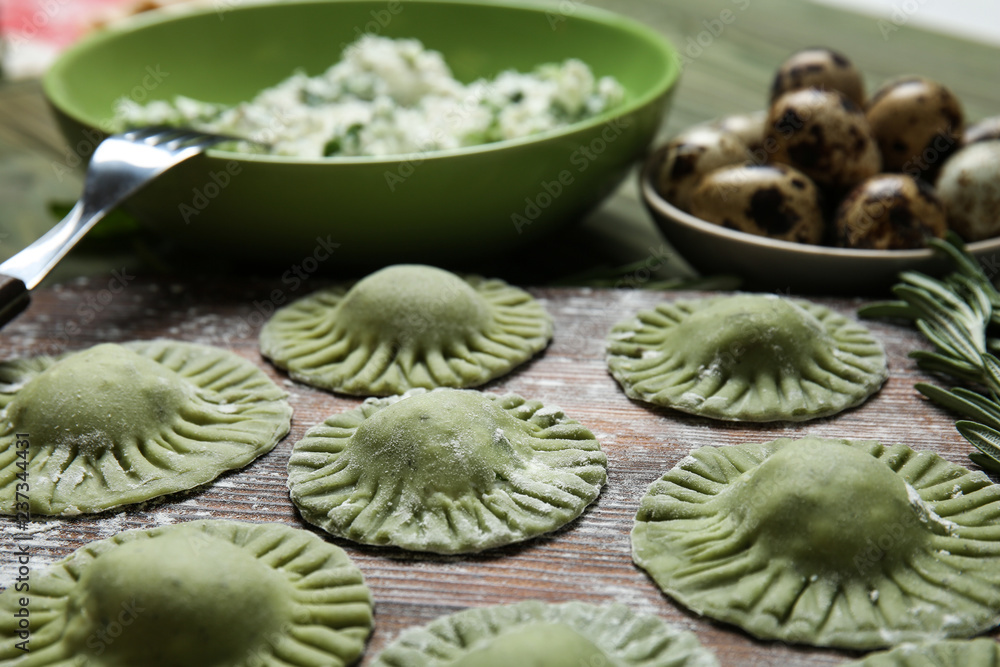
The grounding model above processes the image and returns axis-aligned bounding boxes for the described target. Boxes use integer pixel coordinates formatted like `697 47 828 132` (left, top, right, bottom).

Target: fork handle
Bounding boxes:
0 274 29 329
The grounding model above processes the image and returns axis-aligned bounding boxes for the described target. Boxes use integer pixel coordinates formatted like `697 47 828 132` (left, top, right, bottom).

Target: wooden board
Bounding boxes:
1 276 994 665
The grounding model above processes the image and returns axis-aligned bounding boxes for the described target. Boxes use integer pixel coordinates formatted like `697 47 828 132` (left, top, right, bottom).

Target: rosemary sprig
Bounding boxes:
857 233 1000 473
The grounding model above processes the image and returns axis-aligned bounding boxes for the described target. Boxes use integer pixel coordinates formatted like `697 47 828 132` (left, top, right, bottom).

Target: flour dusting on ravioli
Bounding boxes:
260 264 552 396
632 436 1000 649
0 520 373 667
0 341 291 516
288 388 606 553
607 293 887 421
370 600 719 667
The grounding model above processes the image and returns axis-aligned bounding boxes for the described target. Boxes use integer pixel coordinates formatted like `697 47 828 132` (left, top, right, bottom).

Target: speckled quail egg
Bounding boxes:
964 116 1000 146
688 163 825 244
706 110 768 154
770 47 866 107
936 140 1000 241
834 174 947 249
866 76 963 178
766 89 881 191
655 126 748 212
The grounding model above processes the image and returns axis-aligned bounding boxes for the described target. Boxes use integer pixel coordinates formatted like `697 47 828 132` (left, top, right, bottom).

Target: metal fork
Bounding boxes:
0 126 239 328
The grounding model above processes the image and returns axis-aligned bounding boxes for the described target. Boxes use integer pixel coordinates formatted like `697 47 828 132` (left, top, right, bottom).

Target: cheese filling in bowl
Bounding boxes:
44 0 680 265
115 35 626 158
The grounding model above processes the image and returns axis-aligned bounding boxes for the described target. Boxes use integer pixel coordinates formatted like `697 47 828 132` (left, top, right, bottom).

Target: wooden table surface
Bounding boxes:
1 276 994 666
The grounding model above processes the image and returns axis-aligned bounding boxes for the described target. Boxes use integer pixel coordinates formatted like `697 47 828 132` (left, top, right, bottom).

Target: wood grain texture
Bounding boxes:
1 276 996 665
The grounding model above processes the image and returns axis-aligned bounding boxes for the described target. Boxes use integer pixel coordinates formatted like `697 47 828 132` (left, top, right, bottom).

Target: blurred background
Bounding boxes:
3 0 999 79
0 0 998 287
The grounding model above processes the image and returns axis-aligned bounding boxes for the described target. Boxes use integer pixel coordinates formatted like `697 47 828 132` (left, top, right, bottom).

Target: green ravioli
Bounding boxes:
632 436 1000 649
370 600 719 667
0 341 291 516
260 264 552 396
845 638 1000 666
0 520 373 666
607 294 887 421
288 388 606 553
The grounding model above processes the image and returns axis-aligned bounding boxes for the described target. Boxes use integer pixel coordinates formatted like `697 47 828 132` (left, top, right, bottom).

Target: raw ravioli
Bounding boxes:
0 340 291 515
0 520 373 666
607 294 887 421
845 638 1000 666
370 600 719 667
632 436 1000 649
288 388 606 553
260 264 552 396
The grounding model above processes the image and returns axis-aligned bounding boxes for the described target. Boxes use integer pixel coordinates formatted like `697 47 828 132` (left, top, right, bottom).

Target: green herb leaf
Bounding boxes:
909 350 984 383
982 354 1000 398
893 284 983 353
953 274 993 322
969 451 1000 474
928 235 980 282
916 383 1000 430
957 420 1000 470
864 236 1000 472
899 271 968 314
857 301 919 320
915 320 974 363
951 386 1000 425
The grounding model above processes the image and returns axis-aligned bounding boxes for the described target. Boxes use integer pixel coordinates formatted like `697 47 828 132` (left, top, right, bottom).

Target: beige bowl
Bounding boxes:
640 145 1000 295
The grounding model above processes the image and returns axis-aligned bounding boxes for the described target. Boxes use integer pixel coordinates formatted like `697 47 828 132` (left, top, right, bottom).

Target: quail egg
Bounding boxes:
766 89 881 191
834 174 947 249
655 126 748 212
688 163 825 244
866 76 963 178
936 140 1000 241
706 110 768 154
964 116 1000 146
770 47 866 107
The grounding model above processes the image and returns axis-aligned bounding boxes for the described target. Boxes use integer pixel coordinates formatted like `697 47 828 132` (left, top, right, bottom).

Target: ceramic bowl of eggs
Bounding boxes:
641 47 1000 294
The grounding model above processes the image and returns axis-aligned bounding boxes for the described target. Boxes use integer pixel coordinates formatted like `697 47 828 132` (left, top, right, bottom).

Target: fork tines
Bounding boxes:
120 126 241 150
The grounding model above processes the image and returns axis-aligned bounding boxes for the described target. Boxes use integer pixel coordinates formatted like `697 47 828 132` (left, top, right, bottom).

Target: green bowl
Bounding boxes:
44 0 679 266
